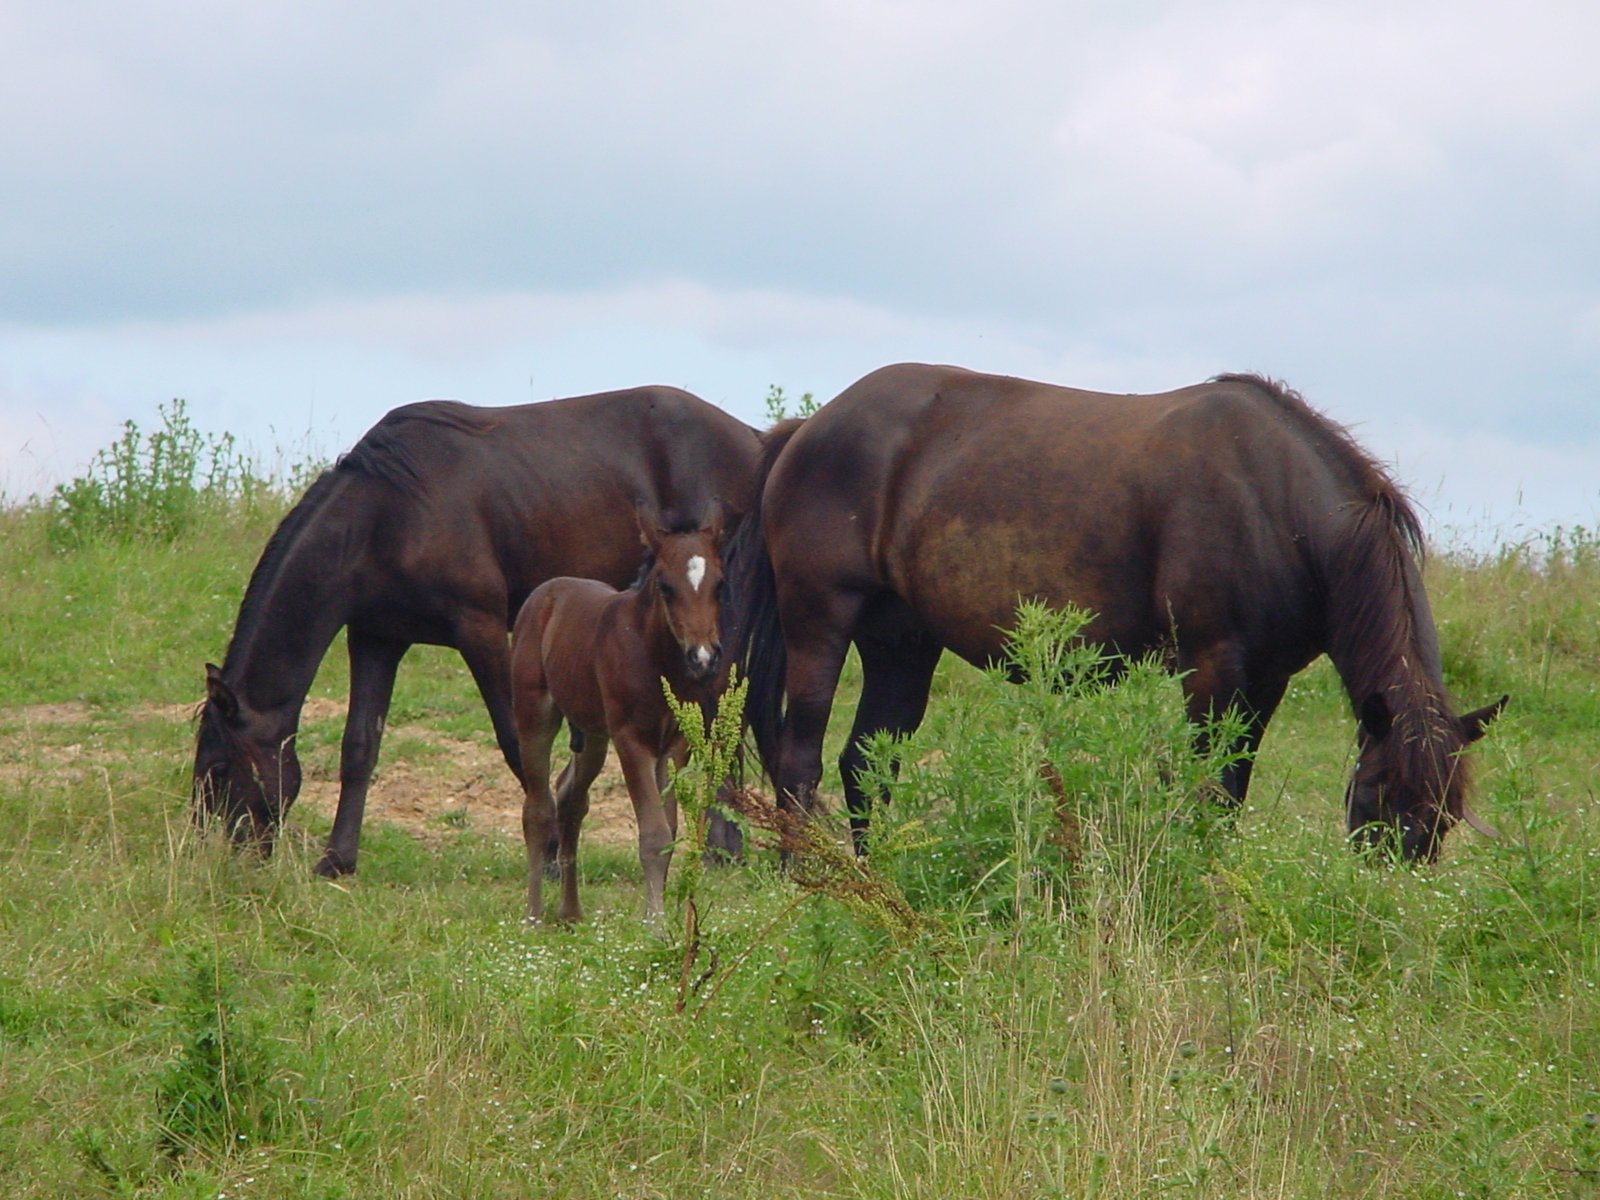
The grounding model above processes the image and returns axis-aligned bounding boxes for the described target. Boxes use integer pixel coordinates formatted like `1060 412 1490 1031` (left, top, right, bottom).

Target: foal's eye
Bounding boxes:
659 581 676 599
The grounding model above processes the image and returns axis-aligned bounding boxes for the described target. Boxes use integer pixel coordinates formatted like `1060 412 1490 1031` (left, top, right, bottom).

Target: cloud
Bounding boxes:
0 1 1596 540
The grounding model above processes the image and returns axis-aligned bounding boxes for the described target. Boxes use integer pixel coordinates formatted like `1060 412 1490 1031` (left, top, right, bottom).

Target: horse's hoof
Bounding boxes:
703 812 744 866
312 853 355 879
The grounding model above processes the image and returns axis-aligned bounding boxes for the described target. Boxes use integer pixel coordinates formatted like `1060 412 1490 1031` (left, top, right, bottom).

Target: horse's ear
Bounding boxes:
1358 692 1393 740
1460 694 1509 742
205 663 240 722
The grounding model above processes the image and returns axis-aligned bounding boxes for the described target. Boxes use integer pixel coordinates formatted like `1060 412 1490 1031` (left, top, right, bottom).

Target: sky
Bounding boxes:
3 0 1597 548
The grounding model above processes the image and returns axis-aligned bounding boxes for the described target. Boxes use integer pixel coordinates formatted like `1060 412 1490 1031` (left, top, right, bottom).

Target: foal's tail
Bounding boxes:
725 418 806 781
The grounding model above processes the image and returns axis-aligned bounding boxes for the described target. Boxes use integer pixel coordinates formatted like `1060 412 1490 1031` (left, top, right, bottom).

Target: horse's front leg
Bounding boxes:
1178 641 1287 806
615 731 674 921
319 630 409 877
455 607 525 785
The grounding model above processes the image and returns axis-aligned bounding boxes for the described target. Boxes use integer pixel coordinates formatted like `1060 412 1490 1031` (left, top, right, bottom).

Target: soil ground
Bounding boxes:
1 698 643 851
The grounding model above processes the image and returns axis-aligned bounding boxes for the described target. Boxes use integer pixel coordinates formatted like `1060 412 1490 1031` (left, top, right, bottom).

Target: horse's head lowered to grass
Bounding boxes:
192 663 302 850
1345 690 1508 861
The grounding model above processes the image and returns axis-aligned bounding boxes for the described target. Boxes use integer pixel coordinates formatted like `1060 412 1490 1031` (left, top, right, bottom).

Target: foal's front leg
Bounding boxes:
554 731 609 924
615 731 675 920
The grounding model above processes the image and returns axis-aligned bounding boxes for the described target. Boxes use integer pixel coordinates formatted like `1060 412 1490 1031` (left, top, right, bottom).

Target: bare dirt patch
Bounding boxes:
0 698 644 852
295 712 643 851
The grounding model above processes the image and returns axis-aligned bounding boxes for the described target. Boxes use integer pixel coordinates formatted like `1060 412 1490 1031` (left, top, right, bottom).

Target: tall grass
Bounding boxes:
1 411 1597 1197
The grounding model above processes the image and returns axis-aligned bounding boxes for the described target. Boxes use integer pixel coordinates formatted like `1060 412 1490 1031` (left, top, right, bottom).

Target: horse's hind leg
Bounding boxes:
840 629 943 853
456 607 526 785
774 587 868 814
554 731 608 924
318 631 408 878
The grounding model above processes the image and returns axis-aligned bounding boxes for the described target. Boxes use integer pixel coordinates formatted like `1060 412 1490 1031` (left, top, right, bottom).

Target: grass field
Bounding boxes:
1 420 1597 1198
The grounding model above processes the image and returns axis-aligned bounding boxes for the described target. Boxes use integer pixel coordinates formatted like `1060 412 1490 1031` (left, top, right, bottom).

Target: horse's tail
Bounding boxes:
725 418 806 781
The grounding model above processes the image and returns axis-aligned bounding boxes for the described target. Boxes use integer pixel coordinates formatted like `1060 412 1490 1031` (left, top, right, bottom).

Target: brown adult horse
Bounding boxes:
511 508 729 922
732 363 1506 862
192 388 759 877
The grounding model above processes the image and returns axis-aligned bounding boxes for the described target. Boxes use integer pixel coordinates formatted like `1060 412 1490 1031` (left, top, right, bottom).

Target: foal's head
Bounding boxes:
638 505 727 682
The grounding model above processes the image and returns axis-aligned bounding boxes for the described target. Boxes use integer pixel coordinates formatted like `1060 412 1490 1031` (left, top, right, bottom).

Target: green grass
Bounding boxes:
2 444 1598 1197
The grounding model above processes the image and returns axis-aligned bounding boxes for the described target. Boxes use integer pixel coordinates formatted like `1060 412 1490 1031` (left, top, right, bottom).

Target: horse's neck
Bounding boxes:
223 541 355 727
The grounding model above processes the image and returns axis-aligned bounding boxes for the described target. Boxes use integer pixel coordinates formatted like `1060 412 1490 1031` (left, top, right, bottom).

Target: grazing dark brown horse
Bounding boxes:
192 389 758 877
731 362 1506 862
511 508 729 922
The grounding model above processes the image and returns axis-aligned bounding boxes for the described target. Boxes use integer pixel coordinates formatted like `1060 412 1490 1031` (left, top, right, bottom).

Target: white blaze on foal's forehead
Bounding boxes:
686 555 707 593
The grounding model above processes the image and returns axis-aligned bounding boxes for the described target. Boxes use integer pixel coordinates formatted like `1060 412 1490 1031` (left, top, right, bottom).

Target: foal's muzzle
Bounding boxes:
685 643 721 679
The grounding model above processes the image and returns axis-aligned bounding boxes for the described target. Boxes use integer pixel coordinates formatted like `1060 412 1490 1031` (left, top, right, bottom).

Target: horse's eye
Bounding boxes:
659 581 676 600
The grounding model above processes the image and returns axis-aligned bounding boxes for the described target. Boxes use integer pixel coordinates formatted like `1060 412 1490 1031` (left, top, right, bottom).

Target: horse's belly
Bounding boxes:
889 512 1148 662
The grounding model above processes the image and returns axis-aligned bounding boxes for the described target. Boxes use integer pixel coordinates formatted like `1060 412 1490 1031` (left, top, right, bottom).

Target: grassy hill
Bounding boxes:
1 412 1596 1198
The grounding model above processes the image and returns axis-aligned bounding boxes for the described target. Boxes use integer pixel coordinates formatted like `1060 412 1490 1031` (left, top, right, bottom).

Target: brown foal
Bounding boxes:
509 507 728 922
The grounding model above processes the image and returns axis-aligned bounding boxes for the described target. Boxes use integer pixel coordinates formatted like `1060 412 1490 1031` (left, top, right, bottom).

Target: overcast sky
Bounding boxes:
3 0 1596 547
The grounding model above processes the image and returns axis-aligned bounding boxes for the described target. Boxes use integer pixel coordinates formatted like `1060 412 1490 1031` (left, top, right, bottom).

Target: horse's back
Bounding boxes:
765 364 1350 664
324 388 758 628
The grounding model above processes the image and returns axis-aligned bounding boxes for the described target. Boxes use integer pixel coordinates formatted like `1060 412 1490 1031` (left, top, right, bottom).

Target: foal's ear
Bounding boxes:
1459 694 1510 742
698 496 725 543
1358 692 1394 740
205 663 240 722
634 500 665 552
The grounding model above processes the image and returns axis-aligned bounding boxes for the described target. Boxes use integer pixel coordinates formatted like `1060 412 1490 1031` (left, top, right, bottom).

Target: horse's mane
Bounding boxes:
1217 375 1466 815
220 467 346 674
221 403 499 675
1212 373 1426 561
337 401 501 500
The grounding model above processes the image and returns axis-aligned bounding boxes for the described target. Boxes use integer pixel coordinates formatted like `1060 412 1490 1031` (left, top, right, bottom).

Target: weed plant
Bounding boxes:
860 601 1247 936
48 398 282 547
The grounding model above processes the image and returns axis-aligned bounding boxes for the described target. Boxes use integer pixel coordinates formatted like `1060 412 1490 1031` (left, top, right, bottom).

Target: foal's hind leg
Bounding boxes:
554 731 609 924
514 692 562 923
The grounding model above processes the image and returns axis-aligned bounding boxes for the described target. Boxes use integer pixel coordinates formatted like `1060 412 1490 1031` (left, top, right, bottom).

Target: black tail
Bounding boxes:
724 419 807 781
